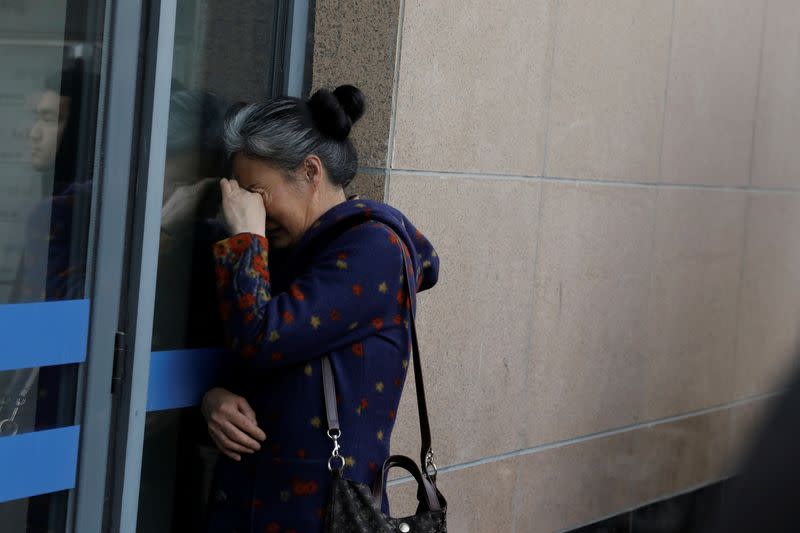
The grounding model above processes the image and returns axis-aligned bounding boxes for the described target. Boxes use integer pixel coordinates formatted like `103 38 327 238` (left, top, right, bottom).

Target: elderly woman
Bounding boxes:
201 85 439 532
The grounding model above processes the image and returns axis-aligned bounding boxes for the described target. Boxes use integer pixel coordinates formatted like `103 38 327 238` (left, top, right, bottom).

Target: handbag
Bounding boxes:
321 227 447 532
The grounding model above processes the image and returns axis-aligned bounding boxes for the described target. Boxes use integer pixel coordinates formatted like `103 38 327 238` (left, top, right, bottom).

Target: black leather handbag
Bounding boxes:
321 229 447 532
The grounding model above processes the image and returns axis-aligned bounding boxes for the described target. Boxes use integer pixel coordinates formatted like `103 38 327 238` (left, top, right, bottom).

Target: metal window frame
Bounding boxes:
70 0 147 530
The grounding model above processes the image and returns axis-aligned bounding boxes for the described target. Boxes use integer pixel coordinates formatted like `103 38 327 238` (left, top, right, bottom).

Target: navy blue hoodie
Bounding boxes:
206 199 439 533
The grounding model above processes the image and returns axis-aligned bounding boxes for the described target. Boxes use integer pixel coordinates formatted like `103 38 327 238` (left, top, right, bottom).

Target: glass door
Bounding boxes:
103 1 312 531
0 0 142 531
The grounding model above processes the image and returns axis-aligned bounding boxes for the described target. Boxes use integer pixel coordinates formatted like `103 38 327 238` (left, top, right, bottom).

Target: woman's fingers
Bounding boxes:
210 425 254 455
208 429 242 461
219 418 263 451
225 410 266 444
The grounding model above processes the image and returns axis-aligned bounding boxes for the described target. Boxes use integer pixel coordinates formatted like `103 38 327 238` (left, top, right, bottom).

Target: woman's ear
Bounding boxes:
302 155 325 186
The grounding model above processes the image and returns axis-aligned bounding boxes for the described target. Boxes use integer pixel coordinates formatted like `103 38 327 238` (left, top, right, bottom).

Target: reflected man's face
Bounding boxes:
29 90 70 171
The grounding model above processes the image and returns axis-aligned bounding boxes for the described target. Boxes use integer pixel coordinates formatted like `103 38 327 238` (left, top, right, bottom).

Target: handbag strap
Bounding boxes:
321 225 436 477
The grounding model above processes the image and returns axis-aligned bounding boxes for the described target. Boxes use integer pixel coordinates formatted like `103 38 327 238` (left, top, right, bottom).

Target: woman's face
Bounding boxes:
231 153 313 248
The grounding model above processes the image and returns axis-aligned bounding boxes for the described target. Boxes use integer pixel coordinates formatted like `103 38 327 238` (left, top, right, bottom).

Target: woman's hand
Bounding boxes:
161 177 218 236
201 387 267 461
219 178 266 236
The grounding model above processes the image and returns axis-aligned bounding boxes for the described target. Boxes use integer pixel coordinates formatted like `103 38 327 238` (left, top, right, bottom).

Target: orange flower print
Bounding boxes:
392 314 403 325
388 231 399 245
264 523 281 533
337 252 348 260
360 398 369 410
271 352 284 362
396 289 405 307
238 293 255 309
371 317 384 330
389 410 396 420
289 284 305 301
229 234 251 254
329 308 341 321
351 343 364 357
352 283 363 296
291 478 319 496
368 461 378 473
394 377 403 388
282 310 295 324
240 345 256 359
243 311 255 324
246 498 263 509
212 242 227 259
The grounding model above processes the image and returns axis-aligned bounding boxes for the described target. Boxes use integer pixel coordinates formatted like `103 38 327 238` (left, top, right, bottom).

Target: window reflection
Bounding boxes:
0 0 105 530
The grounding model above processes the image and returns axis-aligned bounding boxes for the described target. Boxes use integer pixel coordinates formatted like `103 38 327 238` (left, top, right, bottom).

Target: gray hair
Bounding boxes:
222 86 365 188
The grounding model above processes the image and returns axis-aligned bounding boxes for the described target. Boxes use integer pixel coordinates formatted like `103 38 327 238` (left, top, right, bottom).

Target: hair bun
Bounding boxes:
309 85 366 140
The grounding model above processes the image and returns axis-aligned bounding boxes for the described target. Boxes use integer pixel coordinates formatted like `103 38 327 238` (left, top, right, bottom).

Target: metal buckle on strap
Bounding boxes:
327 428 344 472
425 450 439 481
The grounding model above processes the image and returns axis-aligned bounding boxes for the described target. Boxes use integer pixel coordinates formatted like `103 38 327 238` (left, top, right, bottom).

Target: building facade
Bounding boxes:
0 0 798 532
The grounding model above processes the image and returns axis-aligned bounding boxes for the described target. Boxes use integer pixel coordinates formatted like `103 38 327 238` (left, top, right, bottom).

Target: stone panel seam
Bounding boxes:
388 391 777 486
388 168 800 194
747 0 771 187
384 0 407 201
657 0 678 184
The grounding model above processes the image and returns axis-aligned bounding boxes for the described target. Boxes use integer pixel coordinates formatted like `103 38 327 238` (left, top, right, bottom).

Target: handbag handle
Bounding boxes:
370 455 442 512
321 224 436 476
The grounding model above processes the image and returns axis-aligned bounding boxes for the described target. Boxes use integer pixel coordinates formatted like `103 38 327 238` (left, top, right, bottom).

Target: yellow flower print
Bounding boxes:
310 315 321 329
269 330 280 342
280 491 290 503
304 364 313 376
402 360 409 369
345 457 356 467
310 416 321 428
376 430 384 441
378 282 388 294
348 322 358 331
336 260 348 270
375 382 384 392
423 260 432 268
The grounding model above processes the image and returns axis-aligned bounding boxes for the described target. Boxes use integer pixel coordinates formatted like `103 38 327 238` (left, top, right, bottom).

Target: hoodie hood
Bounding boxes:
292 199 439 293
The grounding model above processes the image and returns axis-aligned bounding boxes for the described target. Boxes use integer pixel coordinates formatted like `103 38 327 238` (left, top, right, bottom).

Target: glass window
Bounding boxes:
0 0 106 530
138 1 286 531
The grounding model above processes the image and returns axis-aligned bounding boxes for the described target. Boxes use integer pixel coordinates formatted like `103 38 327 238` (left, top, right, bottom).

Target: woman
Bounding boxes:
201 85 439 532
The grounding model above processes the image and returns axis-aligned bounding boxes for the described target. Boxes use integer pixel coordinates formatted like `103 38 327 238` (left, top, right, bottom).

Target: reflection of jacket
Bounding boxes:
206 199 439 533
12 181 92 303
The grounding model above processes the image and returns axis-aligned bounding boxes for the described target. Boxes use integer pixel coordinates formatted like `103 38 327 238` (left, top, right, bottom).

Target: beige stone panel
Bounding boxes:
751 0 800 188
391 0 555 175
630 408 734 505
346 171 386 202
642 189 747 420
528 182 656 445
513 432 637 533
660 0 766 186
735 192 800 397
545 0 673 182
386 459 519 531
386 173 541 465
311 0 400 168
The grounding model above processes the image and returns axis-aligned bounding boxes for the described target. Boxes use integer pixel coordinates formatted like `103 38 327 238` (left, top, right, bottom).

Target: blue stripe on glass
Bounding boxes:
0 425 80 502
0 300 90 371
147 348 225 412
